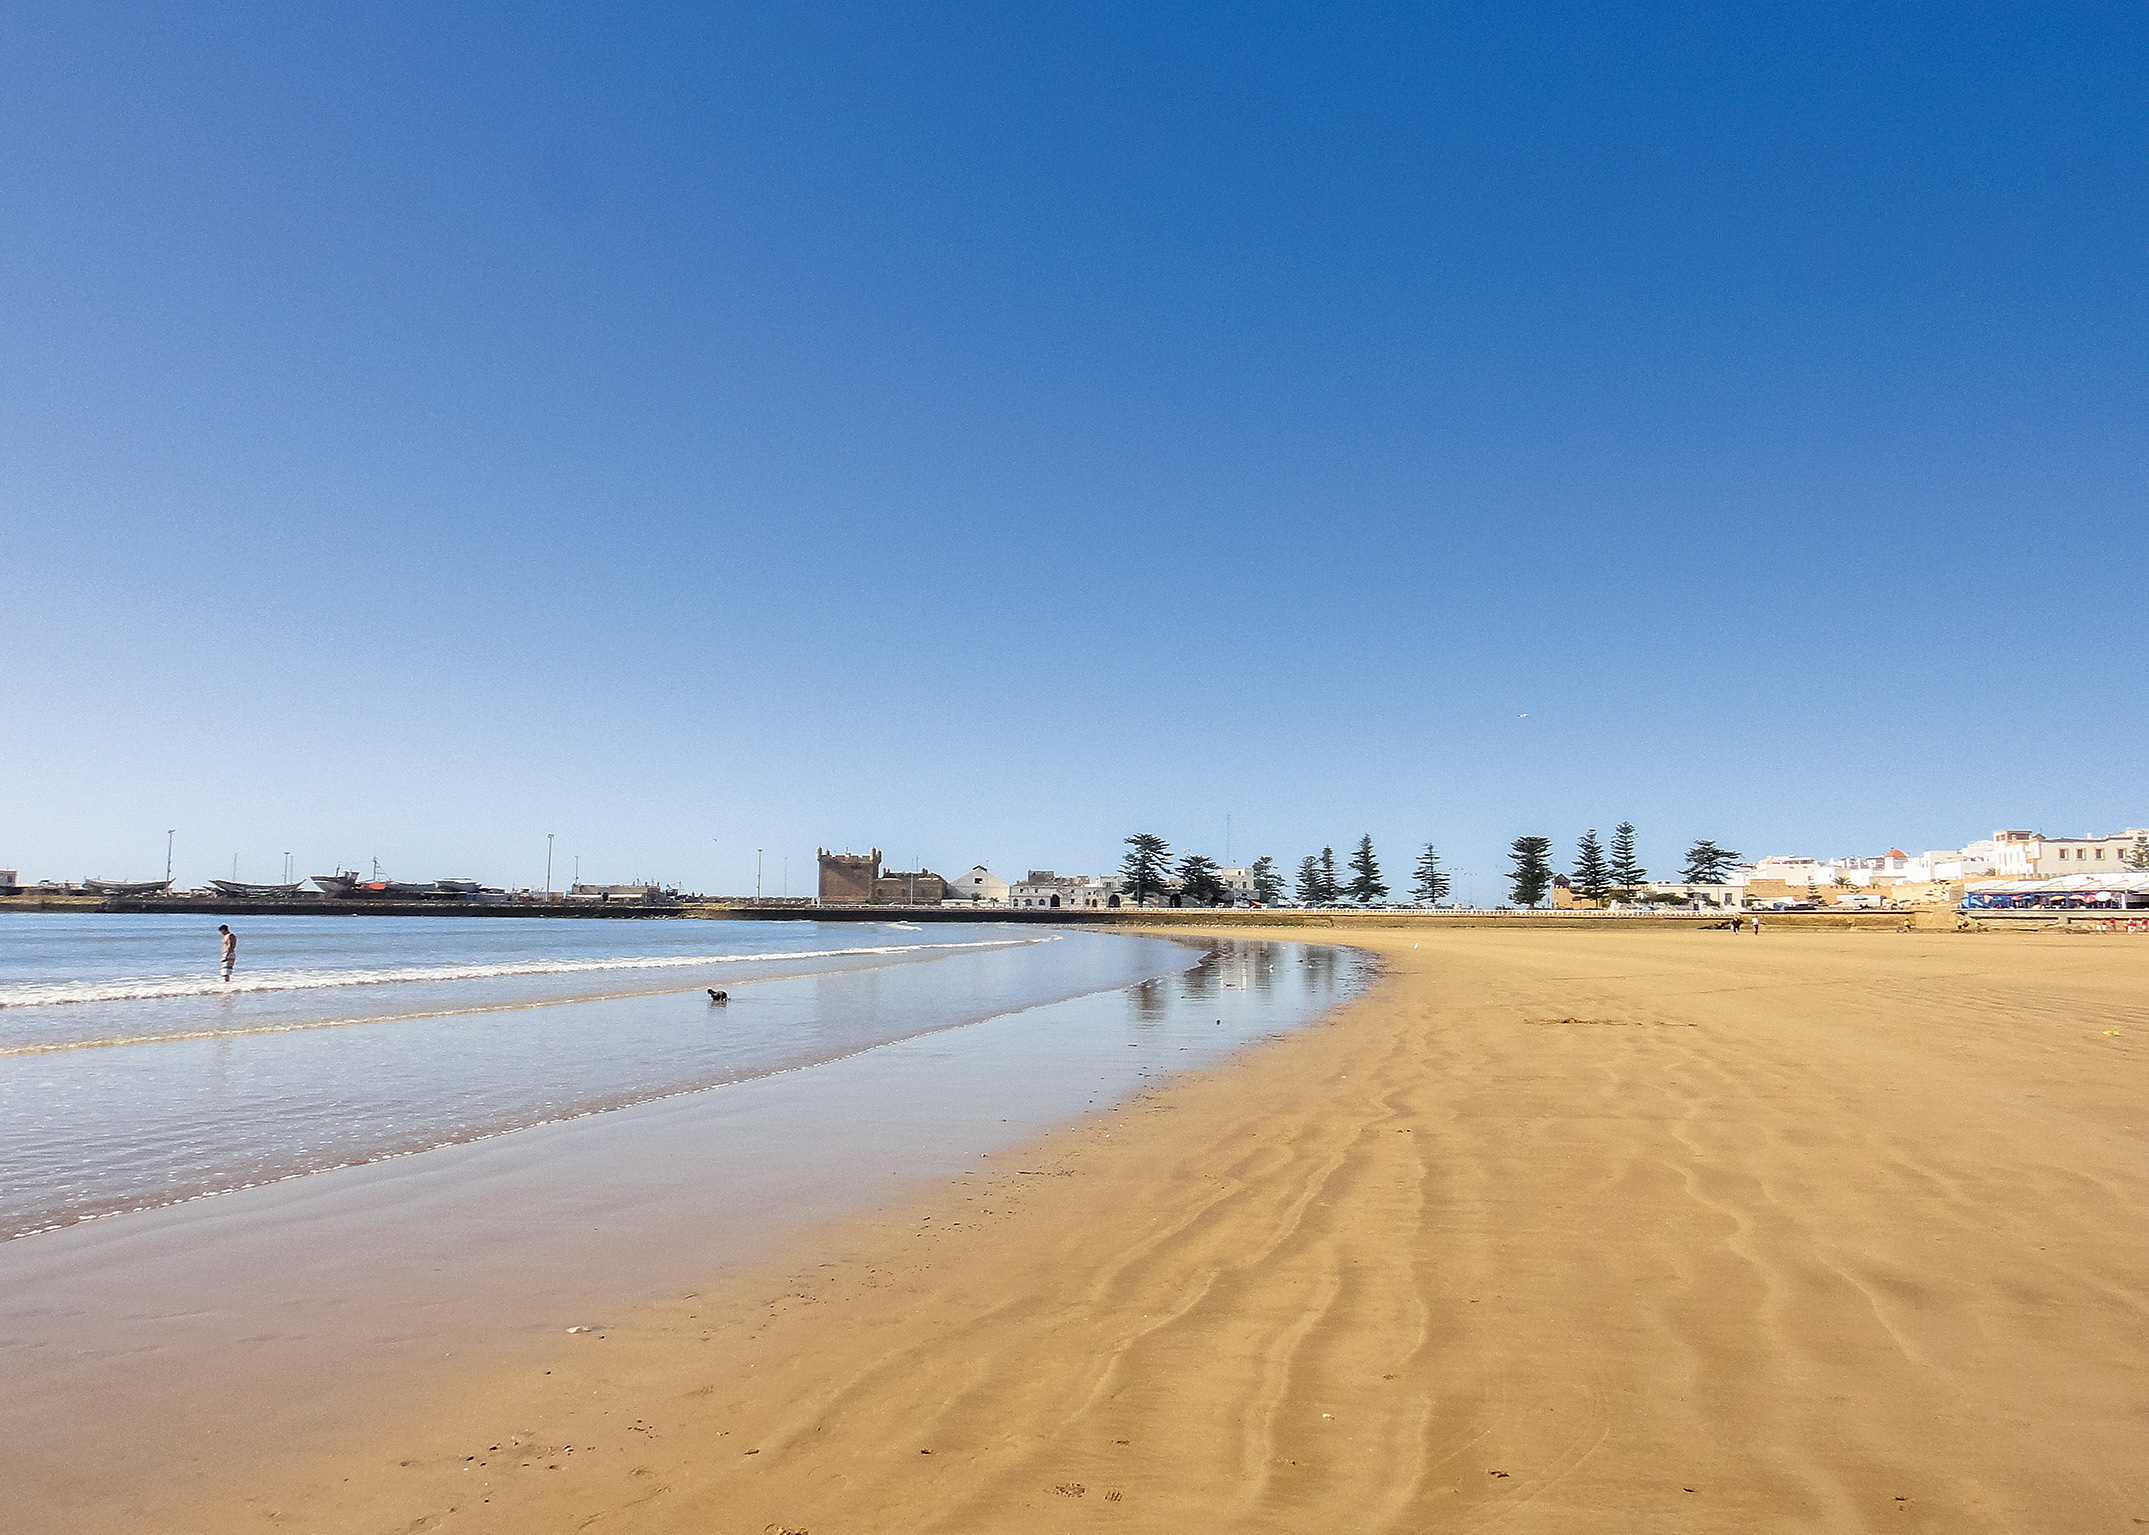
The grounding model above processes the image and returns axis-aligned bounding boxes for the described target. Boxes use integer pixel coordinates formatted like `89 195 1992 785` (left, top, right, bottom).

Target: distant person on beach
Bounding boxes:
1750 916 1762 935
218 924 236 981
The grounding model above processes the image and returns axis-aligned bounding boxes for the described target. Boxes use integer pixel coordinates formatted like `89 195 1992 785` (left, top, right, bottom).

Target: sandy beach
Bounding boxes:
66 923 2149 1531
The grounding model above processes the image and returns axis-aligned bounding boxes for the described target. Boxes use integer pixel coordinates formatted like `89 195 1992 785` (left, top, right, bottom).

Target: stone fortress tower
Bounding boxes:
817 848 881 905
817 848 952 905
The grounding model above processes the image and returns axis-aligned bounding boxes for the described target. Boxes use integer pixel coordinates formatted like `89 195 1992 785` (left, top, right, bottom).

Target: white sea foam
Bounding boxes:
0 936 1046 1009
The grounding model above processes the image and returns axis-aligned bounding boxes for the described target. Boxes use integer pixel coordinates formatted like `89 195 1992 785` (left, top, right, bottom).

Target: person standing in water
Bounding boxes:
218 924 236 981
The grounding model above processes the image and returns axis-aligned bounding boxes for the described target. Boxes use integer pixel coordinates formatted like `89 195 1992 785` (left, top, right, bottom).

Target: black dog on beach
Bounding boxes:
707 989 728 1004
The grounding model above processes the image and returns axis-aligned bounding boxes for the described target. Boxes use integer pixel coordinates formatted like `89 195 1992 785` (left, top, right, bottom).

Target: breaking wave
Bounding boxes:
0 936 1048 1009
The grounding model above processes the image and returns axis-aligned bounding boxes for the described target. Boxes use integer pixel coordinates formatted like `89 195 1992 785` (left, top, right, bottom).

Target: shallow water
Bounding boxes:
0 915 1184 1238
0 923 1371 1530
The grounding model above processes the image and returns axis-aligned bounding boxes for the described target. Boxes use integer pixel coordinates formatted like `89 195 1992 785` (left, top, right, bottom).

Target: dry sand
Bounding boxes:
126 926 2149 1530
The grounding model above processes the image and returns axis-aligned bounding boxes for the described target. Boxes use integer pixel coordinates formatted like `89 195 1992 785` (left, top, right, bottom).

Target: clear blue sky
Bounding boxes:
3 2 2142 895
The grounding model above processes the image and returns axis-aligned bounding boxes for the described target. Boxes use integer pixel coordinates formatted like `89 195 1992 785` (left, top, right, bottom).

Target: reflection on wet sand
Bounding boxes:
2 935 1371 1535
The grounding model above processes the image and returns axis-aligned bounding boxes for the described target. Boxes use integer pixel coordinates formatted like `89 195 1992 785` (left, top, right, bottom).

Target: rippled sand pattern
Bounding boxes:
162 927 2149 1532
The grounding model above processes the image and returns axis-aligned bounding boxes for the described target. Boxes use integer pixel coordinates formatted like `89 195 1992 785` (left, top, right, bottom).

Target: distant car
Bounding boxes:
1762 899 1818 911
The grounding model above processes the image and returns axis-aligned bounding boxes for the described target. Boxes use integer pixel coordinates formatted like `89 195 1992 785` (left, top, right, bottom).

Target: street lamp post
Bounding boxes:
546 834 555 895
756 849 763 902
165 830 174 881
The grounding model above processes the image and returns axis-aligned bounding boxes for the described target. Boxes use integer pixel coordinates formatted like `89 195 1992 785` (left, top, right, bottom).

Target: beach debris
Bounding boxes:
1489 1470 1510 1478
1054 1483 1086 1497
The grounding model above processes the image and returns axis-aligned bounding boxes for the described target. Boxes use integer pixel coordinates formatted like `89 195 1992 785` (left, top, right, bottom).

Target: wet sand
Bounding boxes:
44 925 2149 1531
3 938 1359 1531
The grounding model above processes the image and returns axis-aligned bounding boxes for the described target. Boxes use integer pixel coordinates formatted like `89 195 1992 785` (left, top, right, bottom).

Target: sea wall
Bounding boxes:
0 895 1942 931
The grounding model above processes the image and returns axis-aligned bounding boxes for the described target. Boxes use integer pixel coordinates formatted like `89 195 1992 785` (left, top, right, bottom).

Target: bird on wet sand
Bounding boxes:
707 989 728 1004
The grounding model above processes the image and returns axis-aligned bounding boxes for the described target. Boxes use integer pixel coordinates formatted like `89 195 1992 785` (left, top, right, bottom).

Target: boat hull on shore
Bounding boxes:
83 879 173 896
207 880 305 899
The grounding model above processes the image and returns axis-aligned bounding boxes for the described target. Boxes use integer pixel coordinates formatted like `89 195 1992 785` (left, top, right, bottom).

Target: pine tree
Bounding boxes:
1295 854 1324 905
1248 855 1284 905
1609 822 1645 893
1318 846 1339 903
1573 829 1612 903
1120 833 1172 905
1509 836 1554 907
1176 853 1226 907
1411 843 1451 905
1680 839 1741 884
1344 835 1387 904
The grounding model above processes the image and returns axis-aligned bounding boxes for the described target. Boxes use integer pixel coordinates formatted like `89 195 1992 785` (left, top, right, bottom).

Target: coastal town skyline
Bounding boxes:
22 812 2149 903
12 819 2142 914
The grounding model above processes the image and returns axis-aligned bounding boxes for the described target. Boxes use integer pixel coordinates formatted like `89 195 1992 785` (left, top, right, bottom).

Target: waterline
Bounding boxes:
0 934 1046 1009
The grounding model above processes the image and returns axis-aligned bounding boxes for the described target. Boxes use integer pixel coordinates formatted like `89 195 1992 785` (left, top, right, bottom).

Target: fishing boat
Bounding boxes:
311 868 486 900
315 871 456 899
84 878 174 896
208 880 306 898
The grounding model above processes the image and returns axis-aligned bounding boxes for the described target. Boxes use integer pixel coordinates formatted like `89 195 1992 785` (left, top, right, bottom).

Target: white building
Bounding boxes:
1890 844 1998 883
1989 828 2149 878
1631 881 1740 906
1009 871 1129 910
1740 856 1829 888
1722 827 2144 895
947 865 1011 904
1009 870 1074 908
1217 867 1259 903
1067 877 1124 908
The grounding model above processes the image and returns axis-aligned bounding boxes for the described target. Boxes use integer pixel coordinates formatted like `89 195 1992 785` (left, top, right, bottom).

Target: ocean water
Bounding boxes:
0 914 1366 1241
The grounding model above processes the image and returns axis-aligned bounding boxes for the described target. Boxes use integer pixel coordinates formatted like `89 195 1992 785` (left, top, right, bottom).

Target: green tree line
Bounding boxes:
1118 834 1286 908
1119 829 1744 911
1504 827 1741 907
